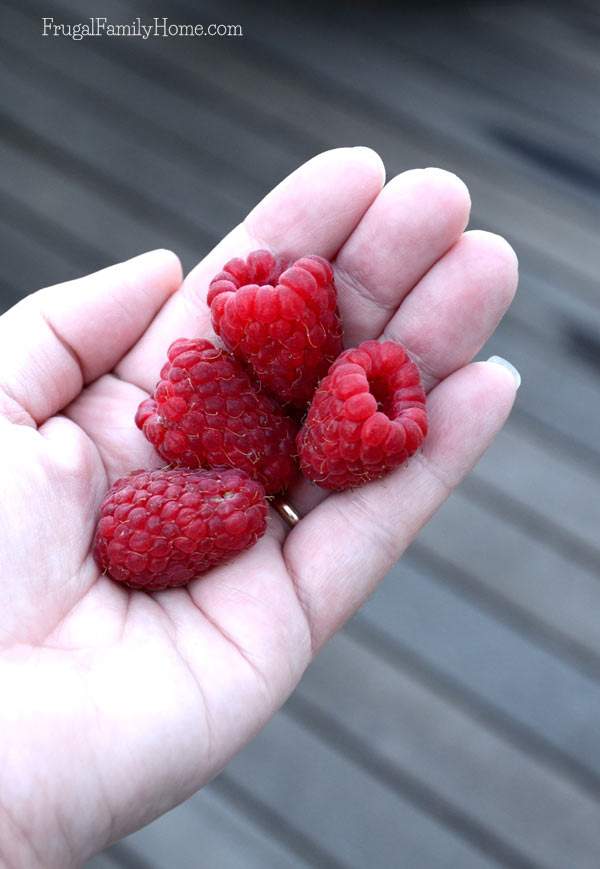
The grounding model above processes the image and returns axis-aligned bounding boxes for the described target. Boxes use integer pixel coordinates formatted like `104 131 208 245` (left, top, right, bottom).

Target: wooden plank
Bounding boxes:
0 138 190 268
496 307 600 465
100 844 152 869
225 712 502 869
85 854 125 869
473 5 600 87
10 0 301 186
0 215 81 308
360 559 600 786
21 0 600 315
485 319 600 465
521 268 598 341
0 4 266 203
472 424 600 556
14 4 600 318
0 16 259 217
0 57 230 254
111 787 309 869
0 282 18 315
496 274 600 458
65 0 599 259
375 26 600 221
416 493 600 672
0 183 109 276
562 0 600 34
298 630 600 869
166 0 600 291
504 269 600 359
387 5 600 145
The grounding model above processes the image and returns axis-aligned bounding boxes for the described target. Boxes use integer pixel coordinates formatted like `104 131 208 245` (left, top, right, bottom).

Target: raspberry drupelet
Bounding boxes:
297 340 428 491
135 338 298 495
93 468 268 590
207 249 343 408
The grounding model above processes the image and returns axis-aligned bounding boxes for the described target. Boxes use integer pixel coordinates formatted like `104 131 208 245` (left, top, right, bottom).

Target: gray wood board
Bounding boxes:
296 630 600 869
41 0 600 295
223 710 503 869
415 493 600 674
360 559 600 789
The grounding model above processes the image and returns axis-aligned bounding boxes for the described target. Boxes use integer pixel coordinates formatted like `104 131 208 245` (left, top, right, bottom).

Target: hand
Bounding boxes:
0 148 518 867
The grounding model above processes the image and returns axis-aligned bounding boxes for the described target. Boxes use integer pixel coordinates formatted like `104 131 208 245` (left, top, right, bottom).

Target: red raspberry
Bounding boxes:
207 249 343 408
135 338 298 495
93 468 267 590
297 340 428 491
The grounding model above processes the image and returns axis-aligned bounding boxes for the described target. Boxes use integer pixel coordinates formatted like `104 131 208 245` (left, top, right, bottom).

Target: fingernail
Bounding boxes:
486 355 521 389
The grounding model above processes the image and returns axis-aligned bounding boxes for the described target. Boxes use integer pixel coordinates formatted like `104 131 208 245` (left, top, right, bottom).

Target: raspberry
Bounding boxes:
135 338 298 495
297 340 428 491
207 249 343 408
93 468 267 590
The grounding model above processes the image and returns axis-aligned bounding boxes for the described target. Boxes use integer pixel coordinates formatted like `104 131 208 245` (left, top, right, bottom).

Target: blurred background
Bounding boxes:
2 0 600 866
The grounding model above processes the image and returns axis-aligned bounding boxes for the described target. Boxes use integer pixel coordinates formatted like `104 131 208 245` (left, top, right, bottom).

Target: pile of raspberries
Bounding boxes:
93 250 428 590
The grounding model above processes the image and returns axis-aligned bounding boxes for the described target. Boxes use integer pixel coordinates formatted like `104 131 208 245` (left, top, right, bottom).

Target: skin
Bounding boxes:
0 148 518 867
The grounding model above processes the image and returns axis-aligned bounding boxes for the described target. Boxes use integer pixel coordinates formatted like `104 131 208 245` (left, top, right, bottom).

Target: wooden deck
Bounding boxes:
2 0 600 865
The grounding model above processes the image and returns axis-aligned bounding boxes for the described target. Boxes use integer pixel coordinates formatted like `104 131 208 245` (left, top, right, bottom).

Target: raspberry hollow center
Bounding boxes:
367 374 395 416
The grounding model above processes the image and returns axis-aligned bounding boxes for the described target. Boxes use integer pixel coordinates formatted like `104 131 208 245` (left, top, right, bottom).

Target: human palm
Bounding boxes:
0 149 518 867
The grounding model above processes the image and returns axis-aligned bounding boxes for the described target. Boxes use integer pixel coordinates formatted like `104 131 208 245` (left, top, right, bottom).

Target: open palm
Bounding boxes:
0 149 518 868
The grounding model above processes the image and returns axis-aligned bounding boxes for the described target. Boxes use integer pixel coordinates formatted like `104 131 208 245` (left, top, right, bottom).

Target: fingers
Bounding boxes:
0 250 182 425
116 147 386 392
245 145 386 255
334 168 471 347
383 230 519 391
283 361 518 651
288 229 517 516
